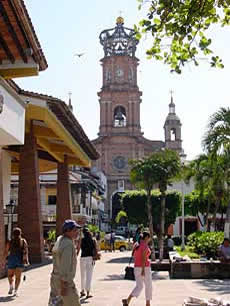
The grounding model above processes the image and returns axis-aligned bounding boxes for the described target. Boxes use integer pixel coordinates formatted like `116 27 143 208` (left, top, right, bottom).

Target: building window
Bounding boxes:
48 195 57 205
170 128 176 141
118 180 125 191
114 106 126 127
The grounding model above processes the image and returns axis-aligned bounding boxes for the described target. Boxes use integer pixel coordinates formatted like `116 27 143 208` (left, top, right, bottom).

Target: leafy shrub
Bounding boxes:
47 230 56 242
87 224 99 233
187 231 224 258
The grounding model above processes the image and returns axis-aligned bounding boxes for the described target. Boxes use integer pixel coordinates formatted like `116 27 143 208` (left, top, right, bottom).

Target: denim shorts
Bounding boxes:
7 254 24 269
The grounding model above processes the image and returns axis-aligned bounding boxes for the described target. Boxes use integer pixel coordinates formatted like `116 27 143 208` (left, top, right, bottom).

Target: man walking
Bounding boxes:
49 220 81 306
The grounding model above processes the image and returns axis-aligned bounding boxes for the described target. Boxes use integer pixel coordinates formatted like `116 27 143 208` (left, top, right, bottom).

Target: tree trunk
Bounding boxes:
159 192 166 261
147 189 156 261
224 202 230 239
204 199 211 232
212 199 221 231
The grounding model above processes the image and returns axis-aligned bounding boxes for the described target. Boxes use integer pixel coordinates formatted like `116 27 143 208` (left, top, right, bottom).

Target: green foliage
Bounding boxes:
137 0 229 73
187 231 224 256
87 224 100 233
175 246 200 259
185 189 227 216
115 210 127 223
203 107 230 153
122 189 181 235
48 229 56 242
130 149 181 192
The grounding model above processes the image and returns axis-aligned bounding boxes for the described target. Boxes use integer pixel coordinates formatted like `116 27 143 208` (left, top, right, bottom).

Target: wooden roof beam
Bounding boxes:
49 143 74 155
0 1 28 63
37 137 63 163
32 125 60 139
0 31 15 63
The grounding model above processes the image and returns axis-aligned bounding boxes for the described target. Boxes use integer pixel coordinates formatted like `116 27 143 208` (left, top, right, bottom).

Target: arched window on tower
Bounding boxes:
114 106 126 127
170 128 176 141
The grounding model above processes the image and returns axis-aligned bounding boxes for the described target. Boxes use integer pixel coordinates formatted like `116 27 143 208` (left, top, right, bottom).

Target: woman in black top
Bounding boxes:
80 228 97 299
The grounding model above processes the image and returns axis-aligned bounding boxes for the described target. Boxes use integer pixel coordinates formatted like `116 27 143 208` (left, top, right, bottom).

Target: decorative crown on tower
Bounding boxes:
99 17 139 57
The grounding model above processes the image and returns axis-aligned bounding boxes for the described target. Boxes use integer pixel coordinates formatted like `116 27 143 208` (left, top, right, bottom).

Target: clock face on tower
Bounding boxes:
115 68 124 78
113 155 126 170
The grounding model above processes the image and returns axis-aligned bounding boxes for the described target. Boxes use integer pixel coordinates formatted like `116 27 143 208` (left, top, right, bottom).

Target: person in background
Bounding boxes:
122 232 152 306
49 219 82 306
104 232 111 252
80 228 97 299
218 238 230 262
96 231 101 250
4 227 29 297
109 230 115 252
167 235 174 252
133 227 142 244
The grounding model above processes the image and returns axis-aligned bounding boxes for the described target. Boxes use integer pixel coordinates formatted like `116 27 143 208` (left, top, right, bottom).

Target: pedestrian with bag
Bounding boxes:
49 219 82 306
122 231 152 306
4 227 29 297
80 228 98 299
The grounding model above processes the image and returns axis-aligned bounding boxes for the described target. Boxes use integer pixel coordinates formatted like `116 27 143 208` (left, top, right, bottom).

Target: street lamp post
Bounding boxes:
181 179 185 251
180 152 186 251
5 200 15 241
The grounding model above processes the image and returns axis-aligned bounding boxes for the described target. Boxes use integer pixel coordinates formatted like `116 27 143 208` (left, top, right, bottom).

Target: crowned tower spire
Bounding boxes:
99 17 139 57
97 17 142 137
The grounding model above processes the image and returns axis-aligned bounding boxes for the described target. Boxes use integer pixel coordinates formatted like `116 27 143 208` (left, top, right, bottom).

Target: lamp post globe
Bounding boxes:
6 200 15 240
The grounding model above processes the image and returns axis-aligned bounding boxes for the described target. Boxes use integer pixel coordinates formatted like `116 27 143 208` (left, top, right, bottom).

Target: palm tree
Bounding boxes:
203 107 230 234
184 153 226 231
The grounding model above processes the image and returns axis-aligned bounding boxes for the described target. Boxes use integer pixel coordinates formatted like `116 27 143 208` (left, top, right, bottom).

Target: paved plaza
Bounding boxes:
0 251 230 306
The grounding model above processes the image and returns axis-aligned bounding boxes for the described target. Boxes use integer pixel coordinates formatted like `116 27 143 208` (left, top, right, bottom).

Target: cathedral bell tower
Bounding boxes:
164 94 182 153
98 17 142 137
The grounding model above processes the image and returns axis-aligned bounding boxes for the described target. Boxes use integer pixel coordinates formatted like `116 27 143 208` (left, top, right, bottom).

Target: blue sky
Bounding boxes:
18 1 230 160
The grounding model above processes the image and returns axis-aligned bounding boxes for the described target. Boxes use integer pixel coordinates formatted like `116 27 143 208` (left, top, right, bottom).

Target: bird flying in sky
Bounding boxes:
74 53 85 58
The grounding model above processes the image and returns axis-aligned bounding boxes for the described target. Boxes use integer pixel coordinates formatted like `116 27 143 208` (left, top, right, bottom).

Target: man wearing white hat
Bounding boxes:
49 220 82 306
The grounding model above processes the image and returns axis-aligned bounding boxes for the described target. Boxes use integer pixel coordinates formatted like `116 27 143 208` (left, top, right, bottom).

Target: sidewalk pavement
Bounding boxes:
1 251 230 305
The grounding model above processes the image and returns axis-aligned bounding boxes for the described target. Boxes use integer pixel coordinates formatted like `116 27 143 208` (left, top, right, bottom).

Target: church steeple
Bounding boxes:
169 90 176 114
97 17 142 137
68 92 73 112
164 92 183 153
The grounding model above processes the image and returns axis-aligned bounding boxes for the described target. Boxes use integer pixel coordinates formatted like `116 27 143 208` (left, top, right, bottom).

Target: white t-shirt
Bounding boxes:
219 245 230 259
167 238 174 248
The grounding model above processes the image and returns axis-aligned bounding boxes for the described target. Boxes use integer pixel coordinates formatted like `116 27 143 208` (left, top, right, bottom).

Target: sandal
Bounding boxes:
122 299 128 306
80 291 86 298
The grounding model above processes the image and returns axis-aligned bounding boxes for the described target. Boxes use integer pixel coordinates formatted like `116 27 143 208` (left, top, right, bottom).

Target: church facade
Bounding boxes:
92 17 183 222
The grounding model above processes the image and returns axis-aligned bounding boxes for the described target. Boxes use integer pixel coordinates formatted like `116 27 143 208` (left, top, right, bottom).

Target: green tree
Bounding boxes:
136 0 230 73
184 153 227 231
129 157 160 260
115 210 127 224
203 107 230 236
130 149 181 260
122 189 181 236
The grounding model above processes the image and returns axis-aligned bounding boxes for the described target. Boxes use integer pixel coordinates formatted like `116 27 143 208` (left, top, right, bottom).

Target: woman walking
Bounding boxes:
4 227 29 296
80 228 97 299
122 231 152 306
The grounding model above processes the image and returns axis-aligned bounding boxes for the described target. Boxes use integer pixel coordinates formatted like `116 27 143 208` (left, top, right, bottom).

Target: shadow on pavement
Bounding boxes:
0 296 15 302
24 257 52 272
100 274 126 281
152 271 169 280
195 279 230 295
106 256 131 264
